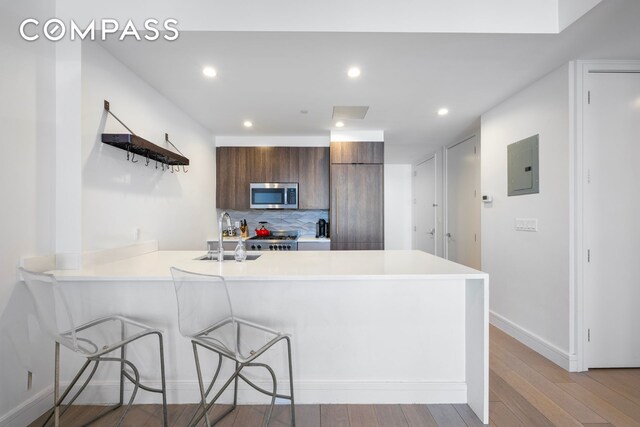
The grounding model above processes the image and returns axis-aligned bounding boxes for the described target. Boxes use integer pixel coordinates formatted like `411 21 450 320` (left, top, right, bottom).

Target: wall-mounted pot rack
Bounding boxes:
101 100 189 171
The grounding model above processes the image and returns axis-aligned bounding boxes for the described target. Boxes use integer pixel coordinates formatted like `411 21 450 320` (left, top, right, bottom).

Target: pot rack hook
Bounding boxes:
130 152 138 163
165 133 189 173
145 154 150 167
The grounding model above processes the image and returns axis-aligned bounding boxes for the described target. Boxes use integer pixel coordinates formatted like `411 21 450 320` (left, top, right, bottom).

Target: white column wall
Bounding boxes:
384 164 413 250
480 63 574 369
0 1 57 423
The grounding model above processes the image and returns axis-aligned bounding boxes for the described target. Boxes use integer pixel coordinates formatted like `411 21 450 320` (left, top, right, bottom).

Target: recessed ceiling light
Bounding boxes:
202 67 217 78
300 110 309 115
438 108 449 116
335 121 345 128
243 120 253 128
347 67 361 78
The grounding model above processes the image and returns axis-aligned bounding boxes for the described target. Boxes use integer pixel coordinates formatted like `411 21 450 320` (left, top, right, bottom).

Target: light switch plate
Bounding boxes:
515 218 538 232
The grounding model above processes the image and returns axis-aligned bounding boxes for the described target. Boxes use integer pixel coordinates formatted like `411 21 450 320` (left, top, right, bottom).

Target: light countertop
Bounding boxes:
48 250 486 282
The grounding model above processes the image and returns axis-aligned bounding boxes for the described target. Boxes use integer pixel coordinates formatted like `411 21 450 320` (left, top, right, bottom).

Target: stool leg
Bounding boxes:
157 333 168 427
286 337 296 427
233 324 240 408
261 364 278 427
119 321 125 406
233 360 239 406
54 342 60 427
193 342 211 427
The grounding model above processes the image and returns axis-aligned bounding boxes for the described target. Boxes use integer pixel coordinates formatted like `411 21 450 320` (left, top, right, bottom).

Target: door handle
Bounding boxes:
428 228 436 236
446 232 452 238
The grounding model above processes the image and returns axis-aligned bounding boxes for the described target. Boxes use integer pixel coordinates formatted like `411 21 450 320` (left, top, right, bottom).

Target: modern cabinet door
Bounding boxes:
330 164 384 250
248 147 299 183
330 141 384 164
247 147 273 183
298 241 331 251
216 147 250 210
298 147 329 209
275 147 299 183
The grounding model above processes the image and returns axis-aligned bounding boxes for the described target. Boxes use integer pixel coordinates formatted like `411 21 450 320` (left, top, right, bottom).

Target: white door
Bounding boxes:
584 71 640 368
413 156 437 254
445 135 480 269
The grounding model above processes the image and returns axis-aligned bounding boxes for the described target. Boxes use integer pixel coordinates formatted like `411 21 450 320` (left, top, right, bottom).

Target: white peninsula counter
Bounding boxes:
47 249 489 423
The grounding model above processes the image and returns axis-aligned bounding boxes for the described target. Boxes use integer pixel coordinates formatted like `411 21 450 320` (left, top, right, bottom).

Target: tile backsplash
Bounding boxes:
217 209 329 236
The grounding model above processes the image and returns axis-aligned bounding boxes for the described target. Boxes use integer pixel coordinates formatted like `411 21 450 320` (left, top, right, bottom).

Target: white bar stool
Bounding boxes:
170 267 295 427
20 268 168 427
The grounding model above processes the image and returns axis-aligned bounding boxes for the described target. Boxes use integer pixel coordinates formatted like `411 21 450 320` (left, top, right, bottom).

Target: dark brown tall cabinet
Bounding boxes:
330 141 384 250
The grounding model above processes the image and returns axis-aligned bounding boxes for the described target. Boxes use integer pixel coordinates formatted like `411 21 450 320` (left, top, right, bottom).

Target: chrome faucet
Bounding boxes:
218 211 233 262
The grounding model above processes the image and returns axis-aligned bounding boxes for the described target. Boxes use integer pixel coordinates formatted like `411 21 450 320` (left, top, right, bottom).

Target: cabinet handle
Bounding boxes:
335 188 338 236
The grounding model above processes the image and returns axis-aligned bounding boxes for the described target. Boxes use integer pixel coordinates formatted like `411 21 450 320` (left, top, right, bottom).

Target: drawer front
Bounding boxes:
298 241 331 251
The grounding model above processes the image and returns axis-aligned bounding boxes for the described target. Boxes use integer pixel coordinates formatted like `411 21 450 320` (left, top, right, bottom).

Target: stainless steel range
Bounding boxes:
247 230 298 251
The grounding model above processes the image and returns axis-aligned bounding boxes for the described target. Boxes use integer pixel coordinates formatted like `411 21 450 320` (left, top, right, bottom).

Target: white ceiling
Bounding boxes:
99 0 640 163
59 0 599 34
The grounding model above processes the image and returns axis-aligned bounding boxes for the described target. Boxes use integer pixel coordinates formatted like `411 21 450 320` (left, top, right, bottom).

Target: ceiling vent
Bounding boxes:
332 106 369 120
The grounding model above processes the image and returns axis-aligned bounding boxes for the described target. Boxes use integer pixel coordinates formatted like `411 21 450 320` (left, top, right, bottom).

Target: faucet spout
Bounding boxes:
218 211 232 262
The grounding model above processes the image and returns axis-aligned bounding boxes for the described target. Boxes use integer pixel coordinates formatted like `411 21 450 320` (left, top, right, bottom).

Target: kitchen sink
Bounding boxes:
195 253 262 261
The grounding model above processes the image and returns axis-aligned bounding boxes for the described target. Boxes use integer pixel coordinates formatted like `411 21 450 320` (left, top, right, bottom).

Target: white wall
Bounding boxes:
384 164 413 250
558 0 602 31
0 0 57 423
216 136 329 147
481 64 573 366
55 0 568 33
81 42 217 250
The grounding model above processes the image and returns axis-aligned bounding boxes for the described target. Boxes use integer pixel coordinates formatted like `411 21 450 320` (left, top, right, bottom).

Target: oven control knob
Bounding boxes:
251 245 256 250
269 245 273 250
257 245 262 250
287 245 291 250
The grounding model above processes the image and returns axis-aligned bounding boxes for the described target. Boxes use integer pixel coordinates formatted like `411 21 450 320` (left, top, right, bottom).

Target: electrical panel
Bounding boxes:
508 134 539 196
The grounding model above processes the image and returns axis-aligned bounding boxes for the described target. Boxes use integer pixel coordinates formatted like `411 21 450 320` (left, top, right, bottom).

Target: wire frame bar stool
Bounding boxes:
170 267 295 427
20 268 168 427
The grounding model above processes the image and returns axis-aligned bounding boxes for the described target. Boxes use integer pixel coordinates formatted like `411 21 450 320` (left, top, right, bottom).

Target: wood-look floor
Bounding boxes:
30 325 640 426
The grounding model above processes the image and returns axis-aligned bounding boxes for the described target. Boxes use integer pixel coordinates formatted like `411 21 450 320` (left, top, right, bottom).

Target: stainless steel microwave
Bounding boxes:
250 183 298 209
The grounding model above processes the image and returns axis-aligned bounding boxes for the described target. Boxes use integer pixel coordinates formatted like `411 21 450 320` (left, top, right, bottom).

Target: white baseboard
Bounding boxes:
490 311 577 371
75 379 467 405
1 379 467 426
0 385 54 427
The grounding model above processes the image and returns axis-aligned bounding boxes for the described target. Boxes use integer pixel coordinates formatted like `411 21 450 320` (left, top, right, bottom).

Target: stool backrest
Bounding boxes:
19 268 78 351
170 267 237 354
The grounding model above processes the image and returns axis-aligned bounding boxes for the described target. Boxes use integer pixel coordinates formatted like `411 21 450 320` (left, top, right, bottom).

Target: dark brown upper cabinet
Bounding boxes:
216 146 329 210
216 147 250 210
330 141 384 164
298 147 329 210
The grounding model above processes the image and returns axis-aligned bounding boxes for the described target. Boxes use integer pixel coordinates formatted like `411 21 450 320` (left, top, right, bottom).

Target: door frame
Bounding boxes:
575 60 640 371
412 151 440 255
444 133 480 263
